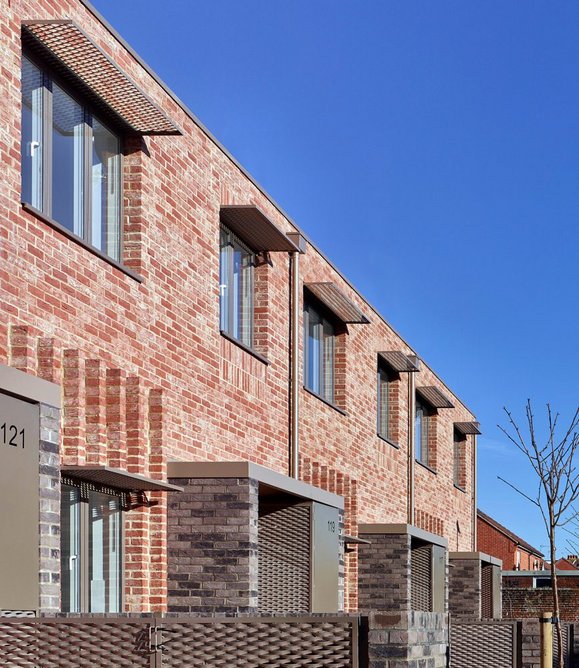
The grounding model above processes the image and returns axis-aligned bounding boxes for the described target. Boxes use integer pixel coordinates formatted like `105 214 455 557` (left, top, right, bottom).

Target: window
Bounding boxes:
415 398 430 466
304 301 335 403
453 429 466 488
21 56 122 260
61 483 123 612
219 225 255 347
377 365 393 440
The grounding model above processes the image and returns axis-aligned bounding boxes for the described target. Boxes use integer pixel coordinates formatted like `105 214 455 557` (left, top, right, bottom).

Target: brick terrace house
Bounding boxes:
477 509 544 571
1 0 488 621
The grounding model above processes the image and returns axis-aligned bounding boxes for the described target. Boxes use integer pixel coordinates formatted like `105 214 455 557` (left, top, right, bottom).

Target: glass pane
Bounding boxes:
89 491 122 613
219 229 231 333
91 117 121 259
60 485 80 612
322 319 334 402
305 307 321 394
415 404 423 461
239 250 254 346
52 83 84 236
21 57 44 209
230 242 254 346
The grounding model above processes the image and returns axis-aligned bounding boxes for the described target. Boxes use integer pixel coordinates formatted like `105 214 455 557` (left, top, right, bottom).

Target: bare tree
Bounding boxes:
498 401 578 668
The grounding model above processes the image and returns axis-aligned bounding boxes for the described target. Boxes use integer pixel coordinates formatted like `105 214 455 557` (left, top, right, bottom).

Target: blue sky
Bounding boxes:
90 0 579 558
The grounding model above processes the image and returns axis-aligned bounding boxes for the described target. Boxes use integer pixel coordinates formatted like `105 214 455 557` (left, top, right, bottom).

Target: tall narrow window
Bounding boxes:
377 366 391 440
219 226 255 347
60 483 123 613
21 56 122 261
91 118 121 260
304 302 335 403
89 491 122 613
61 484 81 613
21 57 44 210
51 83 85 238
415 399 429 465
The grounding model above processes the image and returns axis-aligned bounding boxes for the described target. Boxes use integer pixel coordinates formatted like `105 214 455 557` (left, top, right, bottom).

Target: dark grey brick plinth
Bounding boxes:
167 477 259 613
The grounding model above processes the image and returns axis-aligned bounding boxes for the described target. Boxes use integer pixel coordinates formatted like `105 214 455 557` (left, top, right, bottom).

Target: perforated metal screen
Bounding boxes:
481 563 493 619
553 623 570 668
0 616 358 668
410 542 432 611
258 503 311 613
450 620 517 668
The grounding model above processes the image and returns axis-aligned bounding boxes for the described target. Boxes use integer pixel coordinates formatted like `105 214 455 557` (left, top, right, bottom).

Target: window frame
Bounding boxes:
377 363 394 442
303 299 336 406
60 480 125 614
21 52 124 263
219 224 256 349
414 397 431 468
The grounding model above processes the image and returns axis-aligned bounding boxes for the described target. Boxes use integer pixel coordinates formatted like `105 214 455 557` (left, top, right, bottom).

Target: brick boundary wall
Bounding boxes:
503 588 579 622
367 611 448 668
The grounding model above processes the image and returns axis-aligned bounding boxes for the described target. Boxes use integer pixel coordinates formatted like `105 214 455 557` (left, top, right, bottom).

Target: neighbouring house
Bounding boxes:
552 557 579 571
477 509 544 571
1 0 487 634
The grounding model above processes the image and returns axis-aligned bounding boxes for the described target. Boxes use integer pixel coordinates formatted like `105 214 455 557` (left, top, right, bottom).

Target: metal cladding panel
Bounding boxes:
0 616 357 667
416 385 455 409
220 205 299 252
0 394 39 613
378 351 419 373
258 503 311 613
311 503 340 613
481 563 493 619
22 22 180 135
450 621 516 668
61 465 182 492
454 421 482 435
305 283 370 324
159 618 355 668
0 618 152 667
410 543 432 612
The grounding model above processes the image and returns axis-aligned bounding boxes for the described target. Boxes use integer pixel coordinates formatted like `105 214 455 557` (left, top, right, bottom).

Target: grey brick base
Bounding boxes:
167 477 259 613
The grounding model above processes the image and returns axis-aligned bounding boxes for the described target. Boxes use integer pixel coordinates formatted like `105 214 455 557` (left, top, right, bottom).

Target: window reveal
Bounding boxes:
219 225 255 347
304 302 335 403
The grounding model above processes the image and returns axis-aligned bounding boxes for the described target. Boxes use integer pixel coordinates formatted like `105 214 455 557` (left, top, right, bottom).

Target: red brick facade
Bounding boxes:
477 510 544 571
1 0 477 612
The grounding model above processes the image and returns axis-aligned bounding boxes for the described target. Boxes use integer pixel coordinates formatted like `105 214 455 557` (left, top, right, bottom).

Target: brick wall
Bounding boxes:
39 403 61 613
1 0 477 612
503 587 579 622
358 533 412 612
367 611 448 668
448 557 480 619
477 517 542 570
166 477 259 614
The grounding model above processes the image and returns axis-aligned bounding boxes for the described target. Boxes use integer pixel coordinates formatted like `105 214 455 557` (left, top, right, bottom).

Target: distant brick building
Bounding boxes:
1 0 483 621
477 510 544 571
